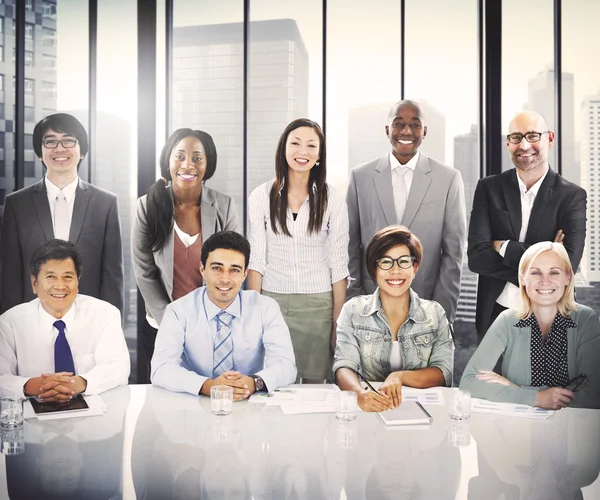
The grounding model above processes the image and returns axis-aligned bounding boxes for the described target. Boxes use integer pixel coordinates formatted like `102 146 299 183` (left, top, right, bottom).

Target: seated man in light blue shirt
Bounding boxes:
151 231 297 398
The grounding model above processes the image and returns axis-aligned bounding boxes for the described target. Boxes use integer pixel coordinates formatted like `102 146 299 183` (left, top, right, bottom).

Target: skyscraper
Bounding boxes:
453 124 478 227
528 68 577 184
172 19 309 215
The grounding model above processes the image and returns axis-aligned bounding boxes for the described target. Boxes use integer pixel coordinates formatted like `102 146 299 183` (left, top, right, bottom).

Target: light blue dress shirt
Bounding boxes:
151 287 297 395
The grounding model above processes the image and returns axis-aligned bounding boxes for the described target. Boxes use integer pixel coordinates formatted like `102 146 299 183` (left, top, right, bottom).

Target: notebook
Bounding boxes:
376 401 433 426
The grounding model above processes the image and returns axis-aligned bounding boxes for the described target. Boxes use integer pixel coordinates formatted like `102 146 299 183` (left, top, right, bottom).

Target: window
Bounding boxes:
42 81 56 100
24 161 35 178
0 46 3 63
25 24 34 40
42 54 57 70
26 0 34 12
43 1 57 19
25 106 35 122
0 17 4 35
25 51 34 67
43 28 56 47
25 134 33 151
0 75 4 92
25 79 34 95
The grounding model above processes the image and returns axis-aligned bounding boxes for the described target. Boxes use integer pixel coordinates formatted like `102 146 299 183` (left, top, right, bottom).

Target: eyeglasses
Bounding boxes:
506 131 548 144
42 139 79 149
375 255 416 270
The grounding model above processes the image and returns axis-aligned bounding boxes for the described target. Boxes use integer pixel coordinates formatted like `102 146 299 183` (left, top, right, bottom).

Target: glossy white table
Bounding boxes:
1 385 599 499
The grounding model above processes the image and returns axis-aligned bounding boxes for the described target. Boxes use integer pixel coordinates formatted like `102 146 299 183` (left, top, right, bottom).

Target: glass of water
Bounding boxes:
336 391 358 422
211 385 233 416
0 397 24 428
449 389 471 420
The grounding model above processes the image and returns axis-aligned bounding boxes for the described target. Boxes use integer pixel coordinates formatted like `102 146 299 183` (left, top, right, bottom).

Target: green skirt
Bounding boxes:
262 290 333 381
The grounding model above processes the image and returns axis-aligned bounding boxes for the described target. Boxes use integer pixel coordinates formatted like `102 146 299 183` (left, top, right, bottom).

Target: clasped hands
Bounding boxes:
358 372 404 412
200 370 255 401
24 372 87 402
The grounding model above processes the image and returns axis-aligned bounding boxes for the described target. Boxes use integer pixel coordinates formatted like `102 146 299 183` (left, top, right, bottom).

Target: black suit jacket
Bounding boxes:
468 167 587 337
0 178 124 314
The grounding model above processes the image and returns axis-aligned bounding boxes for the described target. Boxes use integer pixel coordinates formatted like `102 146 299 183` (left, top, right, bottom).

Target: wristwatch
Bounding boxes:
252 375 266 392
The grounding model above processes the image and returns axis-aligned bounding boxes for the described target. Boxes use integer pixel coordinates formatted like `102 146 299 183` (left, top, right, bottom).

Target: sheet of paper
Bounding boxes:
369 382 445 406
248 384 339 405
471 398 554 420
24 395 107 421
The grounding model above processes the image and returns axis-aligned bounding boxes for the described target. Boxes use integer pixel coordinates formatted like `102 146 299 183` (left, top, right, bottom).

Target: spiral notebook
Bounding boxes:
376 401 433 426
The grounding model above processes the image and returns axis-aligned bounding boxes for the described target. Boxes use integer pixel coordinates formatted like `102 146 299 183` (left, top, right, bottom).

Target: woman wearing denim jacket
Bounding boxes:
334 225 453 412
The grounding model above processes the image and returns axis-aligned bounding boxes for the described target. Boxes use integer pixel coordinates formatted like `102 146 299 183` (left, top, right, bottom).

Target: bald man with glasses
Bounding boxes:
468 110 587 344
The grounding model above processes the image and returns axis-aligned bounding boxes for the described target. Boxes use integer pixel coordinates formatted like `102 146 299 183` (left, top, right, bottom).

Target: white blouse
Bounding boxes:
248 179 350 294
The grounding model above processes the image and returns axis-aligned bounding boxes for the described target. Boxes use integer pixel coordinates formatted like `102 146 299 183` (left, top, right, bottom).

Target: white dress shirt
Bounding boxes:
45 175 78 237
0 295 130 398
390 150 420 210
248 180 350 294
496 168 549 308
151 287 297 395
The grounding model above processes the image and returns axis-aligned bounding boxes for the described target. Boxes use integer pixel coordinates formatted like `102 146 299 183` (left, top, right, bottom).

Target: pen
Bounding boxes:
357 371 383 396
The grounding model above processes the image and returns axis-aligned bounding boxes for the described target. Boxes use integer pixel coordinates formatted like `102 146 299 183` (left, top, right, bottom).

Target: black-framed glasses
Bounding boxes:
42 139 79 149
375 255 416 270
506 131 548 144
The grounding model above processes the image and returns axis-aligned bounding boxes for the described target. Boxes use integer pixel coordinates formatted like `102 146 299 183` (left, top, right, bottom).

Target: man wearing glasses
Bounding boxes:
0 113 123 315
468 110 586 344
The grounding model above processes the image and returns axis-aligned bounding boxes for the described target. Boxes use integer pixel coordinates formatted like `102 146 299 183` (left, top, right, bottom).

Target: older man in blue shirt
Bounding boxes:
151 231 296 398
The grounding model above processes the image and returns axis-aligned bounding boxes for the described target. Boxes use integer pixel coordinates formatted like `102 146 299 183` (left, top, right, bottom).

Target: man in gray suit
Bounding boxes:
347 100 466 322
0 113 123 314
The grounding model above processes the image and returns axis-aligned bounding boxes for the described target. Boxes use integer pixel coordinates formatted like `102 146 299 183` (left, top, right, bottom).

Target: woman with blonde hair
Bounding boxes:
460 241 600 409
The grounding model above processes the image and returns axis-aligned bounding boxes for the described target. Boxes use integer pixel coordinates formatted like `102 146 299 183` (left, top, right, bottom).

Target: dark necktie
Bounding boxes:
54 320 75 374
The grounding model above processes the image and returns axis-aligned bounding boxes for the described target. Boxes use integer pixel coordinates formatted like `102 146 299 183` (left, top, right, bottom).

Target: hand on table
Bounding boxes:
476 369 517 387
357 390 392 412
379 372 403 409
534 387 574 410
201 370 255 400
24 373 87 402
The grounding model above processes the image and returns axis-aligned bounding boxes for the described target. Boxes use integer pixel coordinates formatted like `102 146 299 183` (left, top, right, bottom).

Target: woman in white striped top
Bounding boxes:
248 118 349 383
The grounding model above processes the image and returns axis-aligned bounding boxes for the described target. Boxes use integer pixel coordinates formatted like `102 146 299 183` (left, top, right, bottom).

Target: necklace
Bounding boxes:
288 190 308 204
174 204 201 219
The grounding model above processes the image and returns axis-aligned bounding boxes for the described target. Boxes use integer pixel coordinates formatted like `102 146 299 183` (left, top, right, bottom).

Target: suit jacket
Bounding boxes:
467 167 587 337
347 152 466 322
131 185 240 326
0 178 123 314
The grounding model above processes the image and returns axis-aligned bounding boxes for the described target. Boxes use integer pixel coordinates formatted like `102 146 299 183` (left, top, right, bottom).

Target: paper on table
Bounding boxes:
248 384 339 405
24 395 107 421
369 382 445 406
471 398 554 420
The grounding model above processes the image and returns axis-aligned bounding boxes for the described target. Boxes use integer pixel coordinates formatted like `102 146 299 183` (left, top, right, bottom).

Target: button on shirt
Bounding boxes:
45 176 78 239
0 295 130 398
497 168 549 308
151 287 297 395
248 180 349 294
390 150 420 224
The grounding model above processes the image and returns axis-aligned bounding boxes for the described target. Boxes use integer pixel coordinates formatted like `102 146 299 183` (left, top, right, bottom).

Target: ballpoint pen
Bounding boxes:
356 371 383 396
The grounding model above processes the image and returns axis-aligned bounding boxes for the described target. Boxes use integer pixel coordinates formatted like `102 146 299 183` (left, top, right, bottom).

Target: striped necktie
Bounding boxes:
54 320 75 373
212 310 234 377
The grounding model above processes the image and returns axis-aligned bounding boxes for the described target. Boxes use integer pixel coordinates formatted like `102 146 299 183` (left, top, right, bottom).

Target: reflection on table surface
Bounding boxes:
1 385 599 499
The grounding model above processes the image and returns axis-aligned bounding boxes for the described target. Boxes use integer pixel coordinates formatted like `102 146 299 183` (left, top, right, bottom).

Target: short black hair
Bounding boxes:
365 225 422 282
32 113 89 169
201 231 250 270
29 239 83 279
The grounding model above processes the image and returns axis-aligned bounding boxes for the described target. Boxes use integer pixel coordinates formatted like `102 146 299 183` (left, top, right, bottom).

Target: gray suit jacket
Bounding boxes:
0 178 123 314
346 153 466 322
131 185 240 325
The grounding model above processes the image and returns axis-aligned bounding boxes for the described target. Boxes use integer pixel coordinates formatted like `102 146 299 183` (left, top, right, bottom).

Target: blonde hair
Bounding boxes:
516 241 577 319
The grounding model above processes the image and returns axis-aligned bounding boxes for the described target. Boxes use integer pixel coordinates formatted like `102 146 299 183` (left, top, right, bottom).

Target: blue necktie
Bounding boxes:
54 320 75 374
212 311 234 378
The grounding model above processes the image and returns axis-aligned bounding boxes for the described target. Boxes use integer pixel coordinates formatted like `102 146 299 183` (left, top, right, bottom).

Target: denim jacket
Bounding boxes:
333 288 453 386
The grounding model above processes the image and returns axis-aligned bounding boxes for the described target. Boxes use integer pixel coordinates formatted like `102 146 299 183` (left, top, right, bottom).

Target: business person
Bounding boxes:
0 239 130 400
0 113 123 314
132 128 240 369
334 226 453 412
347 100 466 323
151 231 296 397
468 110 587 344
247 118 349 383
461 242 600 409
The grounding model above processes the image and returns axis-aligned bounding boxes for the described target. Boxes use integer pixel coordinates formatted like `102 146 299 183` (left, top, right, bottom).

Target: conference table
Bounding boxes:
1 385 599 499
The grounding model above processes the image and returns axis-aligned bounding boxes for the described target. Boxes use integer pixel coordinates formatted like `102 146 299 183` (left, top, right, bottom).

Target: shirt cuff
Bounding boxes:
499 240 510 257
248 259 265 276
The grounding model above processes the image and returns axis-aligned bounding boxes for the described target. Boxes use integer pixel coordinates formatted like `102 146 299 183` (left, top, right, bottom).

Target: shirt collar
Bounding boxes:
203 288 242 322
389 150 420 172
514 312 577 330
361 287 428 323
516 166 548 197
45 176 79 203
38 297 77 334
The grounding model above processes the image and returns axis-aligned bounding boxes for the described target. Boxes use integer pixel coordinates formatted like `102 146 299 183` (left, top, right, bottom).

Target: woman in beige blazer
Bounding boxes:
132 129 240 370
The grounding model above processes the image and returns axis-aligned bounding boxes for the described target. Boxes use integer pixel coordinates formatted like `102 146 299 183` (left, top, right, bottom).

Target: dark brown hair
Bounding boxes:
365 225 422 281
269 118 328 236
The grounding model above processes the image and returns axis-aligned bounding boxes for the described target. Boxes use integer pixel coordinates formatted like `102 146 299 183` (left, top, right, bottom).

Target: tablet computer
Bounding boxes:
29 394 89 415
